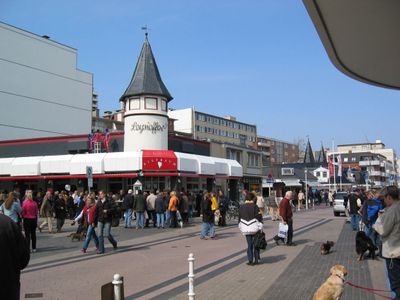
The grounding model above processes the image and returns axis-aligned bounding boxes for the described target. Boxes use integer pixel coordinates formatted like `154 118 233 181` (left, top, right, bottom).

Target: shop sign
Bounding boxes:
142 150 178 171
131 121 167 134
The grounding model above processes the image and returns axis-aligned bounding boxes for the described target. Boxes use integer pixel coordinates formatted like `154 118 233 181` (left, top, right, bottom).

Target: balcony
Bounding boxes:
359 160 380 166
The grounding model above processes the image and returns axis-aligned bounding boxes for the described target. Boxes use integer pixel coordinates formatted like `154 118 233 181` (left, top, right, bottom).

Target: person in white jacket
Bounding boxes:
373 186 400 300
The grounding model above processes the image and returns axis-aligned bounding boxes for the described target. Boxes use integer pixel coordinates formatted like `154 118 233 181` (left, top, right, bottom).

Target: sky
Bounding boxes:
1 0 399 154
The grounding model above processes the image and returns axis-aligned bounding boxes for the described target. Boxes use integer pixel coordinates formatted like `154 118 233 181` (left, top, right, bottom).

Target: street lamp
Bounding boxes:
304 168 308 210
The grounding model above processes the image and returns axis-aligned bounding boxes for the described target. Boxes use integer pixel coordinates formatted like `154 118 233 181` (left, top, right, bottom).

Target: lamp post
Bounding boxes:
304 168 308 210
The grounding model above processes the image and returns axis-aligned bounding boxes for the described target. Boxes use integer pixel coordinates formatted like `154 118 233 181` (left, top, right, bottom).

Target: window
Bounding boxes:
351 157 356 162
343 157 348 162
248 153 259 167
161 100 167 111
316 172 321 177
145 97 157 110
322 172 327 178
129 98 140 110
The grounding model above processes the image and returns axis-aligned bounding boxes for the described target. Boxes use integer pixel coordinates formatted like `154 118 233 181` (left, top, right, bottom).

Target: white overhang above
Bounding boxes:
175 152 198 173
103 152 141 173
193 155 216 175
0 157 15 176
40 155 73 174
70 153 106 175
11 156 43 176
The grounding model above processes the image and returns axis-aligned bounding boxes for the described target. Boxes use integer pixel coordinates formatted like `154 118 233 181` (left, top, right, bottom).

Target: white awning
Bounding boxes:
193 155 216 175
0 157 15 176
282 179 302 187
226 159 242 177
175 152 198 173
70 153 106 175
40 155 73 174
11 156 43 176
103 152 140 173
210 157 230 176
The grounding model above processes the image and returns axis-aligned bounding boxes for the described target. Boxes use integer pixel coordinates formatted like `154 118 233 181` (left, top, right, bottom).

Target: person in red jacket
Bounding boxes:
273 191 295 246
72 196 99 253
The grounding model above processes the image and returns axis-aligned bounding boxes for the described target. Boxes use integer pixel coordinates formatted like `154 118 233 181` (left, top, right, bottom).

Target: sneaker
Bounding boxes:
96 250 104 254
246 262 254 266
80 249 87 253
286 242 296 246
200 236 209 240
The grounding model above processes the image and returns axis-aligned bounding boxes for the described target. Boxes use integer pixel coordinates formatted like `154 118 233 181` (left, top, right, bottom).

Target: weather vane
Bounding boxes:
141 25 150 37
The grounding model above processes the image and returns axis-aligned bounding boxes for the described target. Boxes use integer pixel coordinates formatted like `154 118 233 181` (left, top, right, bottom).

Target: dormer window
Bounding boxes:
145 97 158 110
129 98 140 110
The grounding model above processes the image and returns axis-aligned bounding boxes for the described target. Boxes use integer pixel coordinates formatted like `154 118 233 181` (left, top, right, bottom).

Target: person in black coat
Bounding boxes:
200 192 215 239
94 191 117 254
239 193 263 265
54 193 67 232
0 214 30 300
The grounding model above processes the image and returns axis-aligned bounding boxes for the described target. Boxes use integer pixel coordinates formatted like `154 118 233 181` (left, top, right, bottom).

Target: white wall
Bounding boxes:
168 108 193 134
0 22 93 140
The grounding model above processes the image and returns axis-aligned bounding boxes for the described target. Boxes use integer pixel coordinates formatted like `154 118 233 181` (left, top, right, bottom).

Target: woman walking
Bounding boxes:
0 192 22 225
239 193 263 265
39 191 54 233
21 190 39 253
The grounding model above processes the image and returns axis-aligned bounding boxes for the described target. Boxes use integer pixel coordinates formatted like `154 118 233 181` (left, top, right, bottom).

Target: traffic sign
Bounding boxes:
88 178 93 188
86 166 93 179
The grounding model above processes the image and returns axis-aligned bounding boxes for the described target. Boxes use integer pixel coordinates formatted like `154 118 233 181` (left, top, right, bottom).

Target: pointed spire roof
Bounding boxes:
303 138 315 163
317 143 327 163
120 34 173 102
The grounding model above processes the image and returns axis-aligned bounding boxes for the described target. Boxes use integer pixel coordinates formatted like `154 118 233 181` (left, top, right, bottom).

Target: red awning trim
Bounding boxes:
0 173 139 181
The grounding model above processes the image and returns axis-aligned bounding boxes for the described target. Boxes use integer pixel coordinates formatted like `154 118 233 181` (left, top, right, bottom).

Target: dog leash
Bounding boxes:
345 281 394 299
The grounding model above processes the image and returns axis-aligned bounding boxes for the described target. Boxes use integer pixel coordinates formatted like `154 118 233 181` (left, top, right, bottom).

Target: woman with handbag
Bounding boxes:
21 190 39 253
239 193 263 265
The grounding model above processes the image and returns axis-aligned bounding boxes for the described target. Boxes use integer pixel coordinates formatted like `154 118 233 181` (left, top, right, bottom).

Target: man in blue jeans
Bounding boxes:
348 190 361 231
200 192 215 239
123 189 134 228
94 190 117 254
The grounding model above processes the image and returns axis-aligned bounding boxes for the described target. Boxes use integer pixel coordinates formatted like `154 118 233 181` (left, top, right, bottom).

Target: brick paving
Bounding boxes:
20 207 388 300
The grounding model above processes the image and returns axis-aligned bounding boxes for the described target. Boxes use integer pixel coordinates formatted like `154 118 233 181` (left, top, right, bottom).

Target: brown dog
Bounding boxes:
69 232 86 242
313 264 348 300
320 241 335 255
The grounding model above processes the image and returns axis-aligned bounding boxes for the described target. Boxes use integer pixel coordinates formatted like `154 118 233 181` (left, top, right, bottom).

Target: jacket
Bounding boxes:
40 196 54 217
123 194 134 210
201 197 214 223
0 201 22 223
239 201 262 222
94 198 115 224
75 204 97 225
348 193 360 214
133 194 146 212
146 193 157 211
278 197 293 223
168 195 178 212
54 197 67 219
155 196 166 213
0 214 30 300
21 200 38 219
373 201 400 259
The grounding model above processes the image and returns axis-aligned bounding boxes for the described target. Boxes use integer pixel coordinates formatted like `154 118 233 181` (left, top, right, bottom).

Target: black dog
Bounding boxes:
320 241 334 255
355 231 377 261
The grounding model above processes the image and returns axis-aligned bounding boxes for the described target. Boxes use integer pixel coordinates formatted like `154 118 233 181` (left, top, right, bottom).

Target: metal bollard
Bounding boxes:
112 274 123 300
188 253 195 300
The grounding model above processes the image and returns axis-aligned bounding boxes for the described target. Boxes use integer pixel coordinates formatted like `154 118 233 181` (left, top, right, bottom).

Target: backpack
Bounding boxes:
366 199 382 224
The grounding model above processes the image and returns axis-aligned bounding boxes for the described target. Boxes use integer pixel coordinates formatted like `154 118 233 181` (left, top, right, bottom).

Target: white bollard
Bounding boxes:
112 273 123 300
188 253 195 300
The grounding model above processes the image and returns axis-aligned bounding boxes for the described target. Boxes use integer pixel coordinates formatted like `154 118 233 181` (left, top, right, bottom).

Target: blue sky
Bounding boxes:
1 1 399 154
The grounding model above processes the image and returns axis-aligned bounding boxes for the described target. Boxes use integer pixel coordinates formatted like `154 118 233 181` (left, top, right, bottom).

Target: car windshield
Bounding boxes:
334 193 347 200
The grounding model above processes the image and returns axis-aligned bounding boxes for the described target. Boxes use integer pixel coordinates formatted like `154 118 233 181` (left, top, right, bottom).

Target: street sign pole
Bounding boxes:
86 166 93 194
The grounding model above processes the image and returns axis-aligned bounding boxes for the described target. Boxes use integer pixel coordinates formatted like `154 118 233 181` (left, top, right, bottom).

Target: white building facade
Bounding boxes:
0 22 93 141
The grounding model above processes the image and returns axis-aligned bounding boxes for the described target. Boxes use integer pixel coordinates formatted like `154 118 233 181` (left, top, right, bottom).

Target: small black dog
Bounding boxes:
355 231 377 261
320 241 334 255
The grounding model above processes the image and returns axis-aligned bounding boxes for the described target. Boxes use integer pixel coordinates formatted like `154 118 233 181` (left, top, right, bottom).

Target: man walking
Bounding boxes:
94 190 117 254
146 190 157 227
133 189 146 229
274 191 295 246
348 189 362 231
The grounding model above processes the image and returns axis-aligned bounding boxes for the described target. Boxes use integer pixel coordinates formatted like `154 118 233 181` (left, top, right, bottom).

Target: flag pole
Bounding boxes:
332 139 336 192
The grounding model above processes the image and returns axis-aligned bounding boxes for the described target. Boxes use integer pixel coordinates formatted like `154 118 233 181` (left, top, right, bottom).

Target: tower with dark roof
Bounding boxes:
303 138 315 164
120 34 172 151
317 143 327 164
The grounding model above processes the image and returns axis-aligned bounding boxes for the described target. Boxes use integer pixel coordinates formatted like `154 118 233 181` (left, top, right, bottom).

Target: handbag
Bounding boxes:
278 222 288 239
253 231 267 250
239 218 263 235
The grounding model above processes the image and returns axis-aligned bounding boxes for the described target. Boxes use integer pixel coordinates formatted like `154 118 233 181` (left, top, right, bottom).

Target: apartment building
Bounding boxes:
169 108 262 191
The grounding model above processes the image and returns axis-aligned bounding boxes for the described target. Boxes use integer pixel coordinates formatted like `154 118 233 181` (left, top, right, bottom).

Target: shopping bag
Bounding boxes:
176 210 183 228
278 222 288 239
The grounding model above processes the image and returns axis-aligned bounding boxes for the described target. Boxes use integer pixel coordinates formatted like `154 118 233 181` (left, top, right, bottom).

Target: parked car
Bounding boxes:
333 192 348 216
